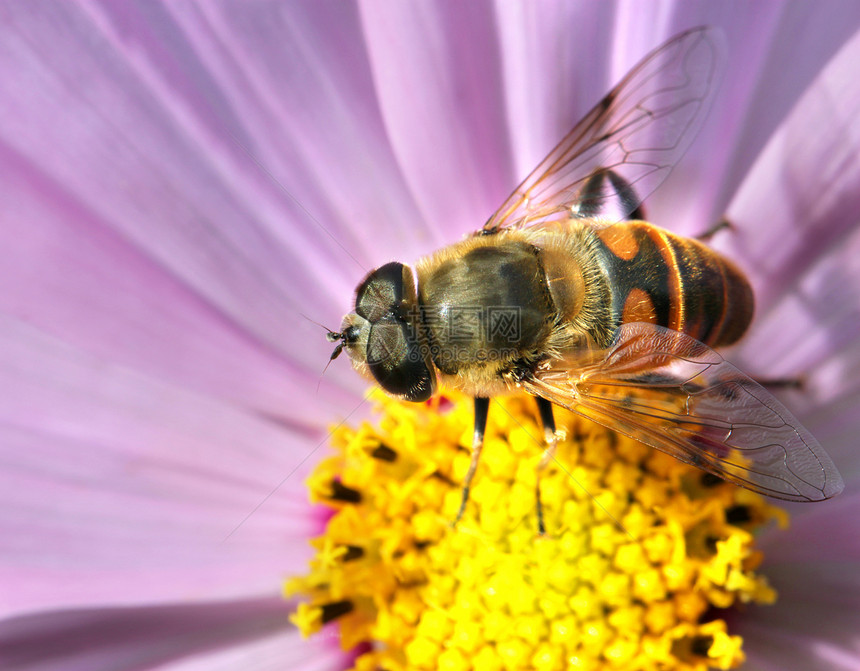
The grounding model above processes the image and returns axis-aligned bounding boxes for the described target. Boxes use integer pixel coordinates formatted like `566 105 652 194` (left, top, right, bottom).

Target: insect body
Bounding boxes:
416 218 754 396
329 27 843 529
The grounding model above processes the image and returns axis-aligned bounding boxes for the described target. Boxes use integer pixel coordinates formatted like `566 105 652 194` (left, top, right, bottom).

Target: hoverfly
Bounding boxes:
328 27 843 531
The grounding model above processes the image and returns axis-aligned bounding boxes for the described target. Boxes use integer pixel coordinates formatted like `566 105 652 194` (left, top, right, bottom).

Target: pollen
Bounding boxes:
287 391 783 670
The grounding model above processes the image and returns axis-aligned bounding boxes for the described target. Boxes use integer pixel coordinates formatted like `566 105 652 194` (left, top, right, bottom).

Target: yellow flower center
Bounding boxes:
287 390 786 670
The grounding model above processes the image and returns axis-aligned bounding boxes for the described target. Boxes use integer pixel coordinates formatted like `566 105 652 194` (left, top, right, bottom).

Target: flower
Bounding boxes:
2 2 860 670
289 390 786 670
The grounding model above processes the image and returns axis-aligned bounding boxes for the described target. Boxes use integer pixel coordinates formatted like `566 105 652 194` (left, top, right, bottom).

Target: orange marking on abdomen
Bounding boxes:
595 222 754 348
597 225 640 260
621 288 658 324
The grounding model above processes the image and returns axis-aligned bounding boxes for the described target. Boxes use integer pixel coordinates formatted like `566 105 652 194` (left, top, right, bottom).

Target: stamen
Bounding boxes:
321 600 354 623
289 390 784 670
325 480 361 503
370 443 397 462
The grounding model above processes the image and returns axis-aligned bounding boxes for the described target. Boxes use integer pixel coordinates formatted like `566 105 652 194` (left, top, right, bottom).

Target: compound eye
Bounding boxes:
367 315 435 402
354 261 436 402
355 262 407 323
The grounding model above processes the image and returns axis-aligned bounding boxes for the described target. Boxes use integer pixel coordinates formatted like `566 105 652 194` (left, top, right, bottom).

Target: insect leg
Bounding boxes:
696 217 733 241
572 169 646 221
756 377 803 390
535 396 559 536
572 170 609 218
453 396 490 526
606 170 646 221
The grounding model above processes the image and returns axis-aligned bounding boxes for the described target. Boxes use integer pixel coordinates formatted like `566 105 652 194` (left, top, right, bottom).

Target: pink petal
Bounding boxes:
760 492 860 563
0 316 331 616
0 597 339 671
740 493 860 669
726 26 860 312
1 2 377 413
651 3 860 233
721 28 860 489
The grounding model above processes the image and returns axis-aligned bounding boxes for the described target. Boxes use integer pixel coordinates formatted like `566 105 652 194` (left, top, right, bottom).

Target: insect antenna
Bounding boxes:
301 312 339 337
301 313 347 393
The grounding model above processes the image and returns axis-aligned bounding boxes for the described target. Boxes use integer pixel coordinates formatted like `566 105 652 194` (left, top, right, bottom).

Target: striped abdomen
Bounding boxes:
593 222 754 348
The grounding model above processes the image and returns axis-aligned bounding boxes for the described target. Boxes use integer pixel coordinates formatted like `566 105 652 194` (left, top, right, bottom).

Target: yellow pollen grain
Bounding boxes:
288 390 784 670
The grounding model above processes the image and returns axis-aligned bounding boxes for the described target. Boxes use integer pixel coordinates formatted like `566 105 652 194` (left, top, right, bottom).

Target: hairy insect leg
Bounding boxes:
570 170 605 218
696 217 733 241
606 170 646 221
535 396 559 536
757 377 803 390
573 168 646 221
453 396 490 527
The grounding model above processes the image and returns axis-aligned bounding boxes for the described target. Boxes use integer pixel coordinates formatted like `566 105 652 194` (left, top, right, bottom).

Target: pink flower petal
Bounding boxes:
760 492 860 562
2 3 378 412
359 1 518 245
0 316 331 615
0 597 346 671
0 156 361 422
739 493 860 670
720 28 860 490
650 3 860 233
726 26 860 312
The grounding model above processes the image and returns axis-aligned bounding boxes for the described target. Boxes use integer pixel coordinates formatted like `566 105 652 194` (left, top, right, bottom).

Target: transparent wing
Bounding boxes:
524 323 843 502
485 26 723 232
